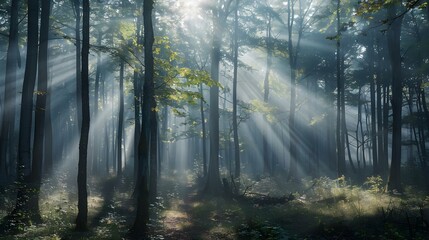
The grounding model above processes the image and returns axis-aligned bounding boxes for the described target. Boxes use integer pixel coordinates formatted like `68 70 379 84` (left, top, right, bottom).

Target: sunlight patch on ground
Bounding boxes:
162 210 191 230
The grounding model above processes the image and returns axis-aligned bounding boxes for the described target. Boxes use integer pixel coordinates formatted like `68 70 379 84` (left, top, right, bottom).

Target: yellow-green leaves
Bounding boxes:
251 99 277 123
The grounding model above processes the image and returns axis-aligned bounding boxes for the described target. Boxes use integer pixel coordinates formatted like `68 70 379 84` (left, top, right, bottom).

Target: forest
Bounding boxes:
0 0 429 239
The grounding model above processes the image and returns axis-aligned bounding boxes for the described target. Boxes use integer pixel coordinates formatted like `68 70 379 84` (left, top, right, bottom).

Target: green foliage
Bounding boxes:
237 220 284 240
250 99 277 123
153 36 221 110
364 176 385 193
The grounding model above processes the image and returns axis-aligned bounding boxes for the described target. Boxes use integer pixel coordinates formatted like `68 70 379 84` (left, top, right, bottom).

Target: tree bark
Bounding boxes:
200 84 207 177
28 0 51 223
149 98 158 203
132 0 154 235
74 0 82 131
0 0 19 180
287 0 298 180
75 0 90 231
117 60 124 176
232 0 240 178
336 0 346 177
386 3 404 192
205 8 223 195
368 37 378 174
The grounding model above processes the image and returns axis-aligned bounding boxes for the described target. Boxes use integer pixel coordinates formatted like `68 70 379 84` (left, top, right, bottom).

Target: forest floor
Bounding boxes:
1 170 429 239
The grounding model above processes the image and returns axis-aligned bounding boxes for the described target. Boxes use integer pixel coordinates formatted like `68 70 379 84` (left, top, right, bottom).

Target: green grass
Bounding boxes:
1 172 428 239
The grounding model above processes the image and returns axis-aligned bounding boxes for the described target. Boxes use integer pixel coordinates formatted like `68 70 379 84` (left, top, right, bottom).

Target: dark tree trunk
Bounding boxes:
232 0 240 179
74 0 82 131
376 38 386 176
75 0 90 231
368 38 378 174
133 71 141 180
149 98 158 203
336 0 346 177
287 0 298 180
386 3 404 192
200 84 207 177
132 0 154 236
28 0 51 223
0 0 19 180
117 60 125 176
44 73 53 175
8 0 39 226
205 9 223 195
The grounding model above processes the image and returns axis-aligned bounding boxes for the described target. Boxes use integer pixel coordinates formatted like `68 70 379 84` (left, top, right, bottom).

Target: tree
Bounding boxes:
29 0 51 222
0 0 19 181
386 1 404 192
75 0 90 231
132 0 155 235
232 0 240 178
117 60 125 176
205 0 233 195
335 0 346 177
11 0 39 224
73 0 82 131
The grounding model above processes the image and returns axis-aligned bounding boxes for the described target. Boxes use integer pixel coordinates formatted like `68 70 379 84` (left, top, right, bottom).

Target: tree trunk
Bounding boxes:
205 10 223 195
75 0 90 231
11 0 39 225
44 72 53 175
0 0 19 180
336 0 346 177
117 60 124 176
386 3 404 192
149 98 158 203
28 0 51 223
232 0 240 179
133 71 141 180
200 84 207 177
287 0 299 180
132 0 154 235
74 0 82 131
376 37 386 176
368 38 378 174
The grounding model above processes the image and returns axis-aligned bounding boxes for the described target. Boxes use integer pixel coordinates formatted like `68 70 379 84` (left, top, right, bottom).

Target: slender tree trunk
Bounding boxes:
232 0 240 179
149 99 158 203
336 0 346 177
368 39 378 174
11 0 39 225
200 84 207 177
0 0 19 180
75 0 90 231
376 38 386 176
117 60 124 176
74 0 82 131
383 79 390 175
133 71 141 180
132 0 154 235
287 0 298 180
386 3 404 192
44 72 53 175
28 0 51 223
205 10 223 194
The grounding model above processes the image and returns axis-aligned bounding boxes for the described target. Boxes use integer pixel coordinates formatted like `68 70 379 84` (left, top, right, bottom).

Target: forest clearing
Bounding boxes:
1 0 429 239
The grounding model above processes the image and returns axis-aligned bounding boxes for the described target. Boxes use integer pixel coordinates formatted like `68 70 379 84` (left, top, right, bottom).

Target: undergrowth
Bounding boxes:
0 172 428 239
